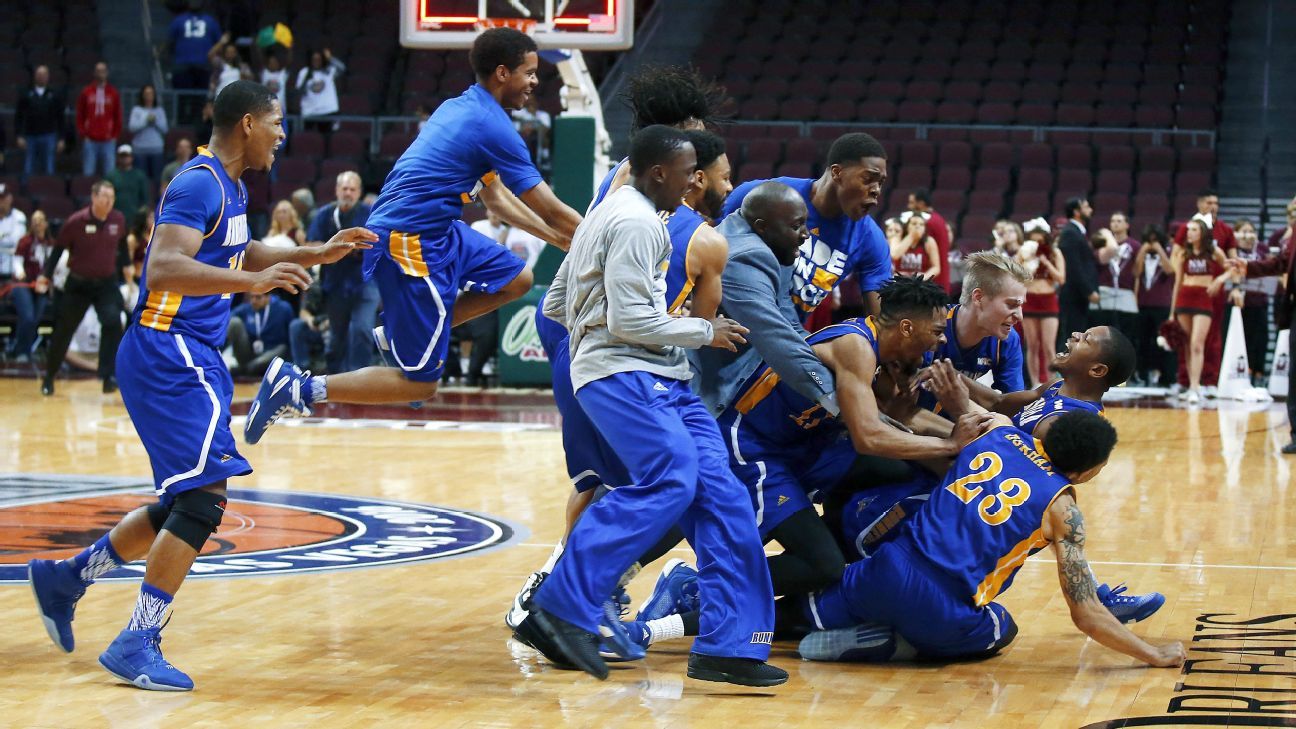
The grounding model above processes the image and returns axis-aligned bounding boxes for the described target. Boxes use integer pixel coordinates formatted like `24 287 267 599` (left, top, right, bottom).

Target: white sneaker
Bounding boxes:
505 571 547 630
1186 389 1201 405
1176 388 1190 400
1203 386 1218 398
1169 383 1183 397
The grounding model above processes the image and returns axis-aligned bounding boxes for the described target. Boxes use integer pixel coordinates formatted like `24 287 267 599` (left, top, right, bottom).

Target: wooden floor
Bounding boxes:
3 376 1295 728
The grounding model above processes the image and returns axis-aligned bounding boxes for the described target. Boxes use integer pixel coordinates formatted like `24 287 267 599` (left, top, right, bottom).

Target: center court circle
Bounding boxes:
0 488 525 582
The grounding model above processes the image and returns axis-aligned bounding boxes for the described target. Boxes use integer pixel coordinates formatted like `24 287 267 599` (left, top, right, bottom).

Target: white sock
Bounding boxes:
539 541 564 573
309 375 328 404
645 614 685 645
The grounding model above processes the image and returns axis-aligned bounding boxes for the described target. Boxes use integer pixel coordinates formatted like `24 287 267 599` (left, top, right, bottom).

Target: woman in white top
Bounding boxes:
208 34 250 98
128 84 168 183
260 52 290 113
296 48 345 132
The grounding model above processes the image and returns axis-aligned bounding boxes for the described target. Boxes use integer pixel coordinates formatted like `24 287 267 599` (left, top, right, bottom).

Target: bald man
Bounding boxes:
307 170 377 373
690 181 838 418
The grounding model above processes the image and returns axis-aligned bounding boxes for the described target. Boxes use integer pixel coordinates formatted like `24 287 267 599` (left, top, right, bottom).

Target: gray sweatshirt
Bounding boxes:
544 185 714 392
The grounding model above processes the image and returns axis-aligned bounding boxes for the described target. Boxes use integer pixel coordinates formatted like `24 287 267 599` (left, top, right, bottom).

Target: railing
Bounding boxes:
726 119 1217 148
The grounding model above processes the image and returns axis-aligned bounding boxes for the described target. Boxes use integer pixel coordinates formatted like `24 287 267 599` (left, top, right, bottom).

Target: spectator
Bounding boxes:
7 209 54 361
1089 212 1139 337
289 187 315 225
512 94 552 167
264 199 306 248
35 180 129 395
1133 225 1177 387
123 205 154 308
160 137 194 191
307 171 375 373
208 34 251 98
883 217 902 242
504 224 546 272
75 62 122 178
1269 200 1296 255
127 85 169 183
992 219 1025 258
104 145 151 229
1057 196 1099 346
1019 217 1066 387
1170 217 1232 404
1174 188 1237 255
0 183 29 284
415 103 431 131
226 290 295 376
296 48 345 132
890 211 941 280
166 0 221 124
195 99 215 146
1239 215 1296 452
288 273 327 371
15 65 66 179
260 51 290 113
1228 219 1273 384
907 188 951 292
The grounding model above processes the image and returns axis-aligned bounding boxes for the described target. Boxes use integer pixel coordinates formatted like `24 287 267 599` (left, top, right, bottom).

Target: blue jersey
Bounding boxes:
901 425 1073 607
1012 380 1104 435
364 84 543 274
134 147 249 347
663 203 707 314
589 158 627 213
723 177 892 317
725 316 881 450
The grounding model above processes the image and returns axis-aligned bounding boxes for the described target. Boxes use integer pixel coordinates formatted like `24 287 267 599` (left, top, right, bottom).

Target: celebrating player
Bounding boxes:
28 81 376 691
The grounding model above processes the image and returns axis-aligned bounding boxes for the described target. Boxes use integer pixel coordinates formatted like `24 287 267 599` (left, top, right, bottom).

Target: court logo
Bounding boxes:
0 476 523 583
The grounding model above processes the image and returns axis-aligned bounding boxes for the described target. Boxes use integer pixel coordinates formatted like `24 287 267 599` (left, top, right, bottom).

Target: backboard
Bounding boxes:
400 0 634 50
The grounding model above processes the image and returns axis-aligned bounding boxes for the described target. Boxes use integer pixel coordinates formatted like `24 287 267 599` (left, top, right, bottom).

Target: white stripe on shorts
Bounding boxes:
158 334 222 492
391 275 448 373
727 413 768 527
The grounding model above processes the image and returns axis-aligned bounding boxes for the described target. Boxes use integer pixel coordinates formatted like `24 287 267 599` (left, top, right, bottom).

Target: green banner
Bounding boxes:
497 285 553 386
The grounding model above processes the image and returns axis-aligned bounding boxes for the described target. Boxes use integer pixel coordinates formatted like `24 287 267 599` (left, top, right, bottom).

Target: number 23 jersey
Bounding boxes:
902 425 1073 607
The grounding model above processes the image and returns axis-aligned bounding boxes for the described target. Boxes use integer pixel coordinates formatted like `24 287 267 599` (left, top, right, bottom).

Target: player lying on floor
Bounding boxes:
787 409 1184 667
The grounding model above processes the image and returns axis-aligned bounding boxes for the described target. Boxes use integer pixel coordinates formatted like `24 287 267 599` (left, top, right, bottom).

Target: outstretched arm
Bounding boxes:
519 181 582 248
243 227 376 272
1045 493 1185 667
481 181 574 250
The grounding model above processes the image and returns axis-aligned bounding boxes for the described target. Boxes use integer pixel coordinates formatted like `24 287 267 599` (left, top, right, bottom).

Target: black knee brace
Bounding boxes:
146 502 172 533
162 490 227 551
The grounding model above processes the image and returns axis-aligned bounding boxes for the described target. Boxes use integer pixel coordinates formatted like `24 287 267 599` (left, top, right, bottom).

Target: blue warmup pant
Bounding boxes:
532 371 775 660
534 303 629 492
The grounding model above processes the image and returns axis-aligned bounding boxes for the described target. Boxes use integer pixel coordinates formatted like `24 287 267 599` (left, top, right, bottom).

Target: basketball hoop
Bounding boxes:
475 17 538 35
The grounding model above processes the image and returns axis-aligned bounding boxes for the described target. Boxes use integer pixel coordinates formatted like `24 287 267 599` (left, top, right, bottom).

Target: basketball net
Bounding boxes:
475 17 539 35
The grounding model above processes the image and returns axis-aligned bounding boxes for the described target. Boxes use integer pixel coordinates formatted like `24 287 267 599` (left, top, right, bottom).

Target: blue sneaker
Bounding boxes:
636 558 699 622
597 598 646 662
798 623 897 663
98 627 194 691
244 357 312 444
29 559 84 653
1099 583 1165 624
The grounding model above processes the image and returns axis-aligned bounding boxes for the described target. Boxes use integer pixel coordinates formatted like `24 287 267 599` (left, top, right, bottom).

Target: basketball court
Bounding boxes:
2 377 1293 728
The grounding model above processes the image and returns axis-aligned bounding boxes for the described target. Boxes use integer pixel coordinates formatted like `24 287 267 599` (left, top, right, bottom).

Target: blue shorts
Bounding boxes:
806 538 1017 659
368 220 526 382
721 415 855 538
837 466 939 559
117 326 252 503
534 302 628 492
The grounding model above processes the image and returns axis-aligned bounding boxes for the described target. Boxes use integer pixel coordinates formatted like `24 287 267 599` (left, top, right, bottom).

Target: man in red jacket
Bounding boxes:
76 62 121 178
908 188 950 292
1240 249 1295 452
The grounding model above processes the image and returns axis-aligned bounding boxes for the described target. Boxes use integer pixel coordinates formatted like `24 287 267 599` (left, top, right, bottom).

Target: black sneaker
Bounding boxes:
525 607 608 680
1282 442 1296 455
102 376 118 394
40 378 54 396
686 653 789 687
512 613 577 670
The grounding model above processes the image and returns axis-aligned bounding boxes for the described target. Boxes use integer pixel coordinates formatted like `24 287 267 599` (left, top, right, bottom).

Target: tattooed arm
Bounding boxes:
1044 491 1185 667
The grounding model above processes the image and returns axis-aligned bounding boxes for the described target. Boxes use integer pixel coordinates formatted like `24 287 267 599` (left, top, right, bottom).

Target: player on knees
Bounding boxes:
28 80 375 691
244 28 582 443
797 411 1186 667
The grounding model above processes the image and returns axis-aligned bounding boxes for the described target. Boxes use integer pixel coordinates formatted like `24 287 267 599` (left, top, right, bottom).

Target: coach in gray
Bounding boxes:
690 181 839 418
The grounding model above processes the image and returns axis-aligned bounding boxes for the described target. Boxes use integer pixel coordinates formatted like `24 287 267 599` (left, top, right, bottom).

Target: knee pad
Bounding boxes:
162 489 227 551
145 502 172 533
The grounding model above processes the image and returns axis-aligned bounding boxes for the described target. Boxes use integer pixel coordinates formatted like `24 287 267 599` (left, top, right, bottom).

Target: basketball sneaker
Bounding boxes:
244 357 312 444
505 571 546 630
686 654 789 687
636 558 700 622
798 623 897 663
1098 583 1165 624
98 626 194 691
29 559 84 653
597 598 646 662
